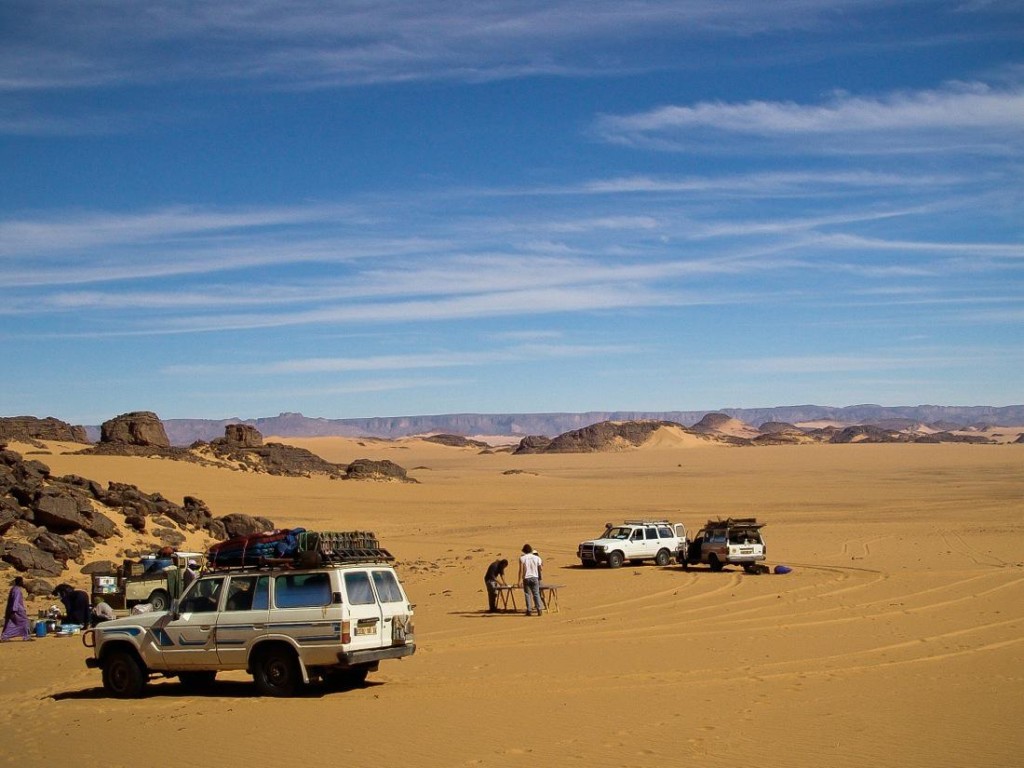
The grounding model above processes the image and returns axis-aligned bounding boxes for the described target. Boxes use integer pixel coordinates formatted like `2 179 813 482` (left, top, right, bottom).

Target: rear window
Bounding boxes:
344 572 376 605
274 573 331 608
372 570 405 603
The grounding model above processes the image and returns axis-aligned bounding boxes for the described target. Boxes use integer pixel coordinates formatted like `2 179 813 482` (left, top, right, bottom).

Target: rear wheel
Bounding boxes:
102 650 147 698
148 589 171 612
655 549 671 567
253 647 303 697
606 551 624 569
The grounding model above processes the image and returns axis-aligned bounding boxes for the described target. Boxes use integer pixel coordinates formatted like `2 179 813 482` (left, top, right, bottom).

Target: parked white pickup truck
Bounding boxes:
577 520 688 568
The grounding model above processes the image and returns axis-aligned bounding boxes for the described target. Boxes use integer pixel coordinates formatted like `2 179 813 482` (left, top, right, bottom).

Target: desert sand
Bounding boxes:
2 433 1022 767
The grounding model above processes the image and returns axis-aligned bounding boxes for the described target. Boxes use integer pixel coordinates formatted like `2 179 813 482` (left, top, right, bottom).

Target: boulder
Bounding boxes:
223 424 264 448
1 541 65 576
345 458 415 482
217 513 276 540
100 411 171 448
32 530 82 563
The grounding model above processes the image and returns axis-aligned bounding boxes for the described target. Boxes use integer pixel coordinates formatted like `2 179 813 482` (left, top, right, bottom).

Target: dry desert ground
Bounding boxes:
2 433 1023 767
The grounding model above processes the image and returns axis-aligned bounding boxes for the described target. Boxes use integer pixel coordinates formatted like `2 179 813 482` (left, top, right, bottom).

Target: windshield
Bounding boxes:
602 527 631 540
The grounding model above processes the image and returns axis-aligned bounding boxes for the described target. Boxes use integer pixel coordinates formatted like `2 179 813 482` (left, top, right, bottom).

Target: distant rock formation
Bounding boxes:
514 420 682 454
0 416 89 444
422 434 490 449
343 458 417 482
101 410 171 448
223 423 263 448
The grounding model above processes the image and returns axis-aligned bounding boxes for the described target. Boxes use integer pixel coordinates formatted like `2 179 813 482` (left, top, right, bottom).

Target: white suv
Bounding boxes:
83 558 415 698
577 520 688 568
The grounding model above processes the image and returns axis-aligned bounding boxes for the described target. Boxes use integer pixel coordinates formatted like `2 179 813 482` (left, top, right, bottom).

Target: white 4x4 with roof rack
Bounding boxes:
577 520 688 568
83 530 415 698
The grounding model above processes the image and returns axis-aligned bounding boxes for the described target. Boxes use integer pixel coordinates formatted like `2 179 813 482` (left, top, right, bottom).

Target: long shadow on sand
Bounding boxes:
50 678 381 701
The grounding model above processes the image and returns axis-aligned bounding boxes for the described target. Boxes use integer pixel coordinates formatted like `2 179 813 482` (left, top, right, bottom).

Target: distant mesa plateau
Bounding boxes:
0 405 1021 454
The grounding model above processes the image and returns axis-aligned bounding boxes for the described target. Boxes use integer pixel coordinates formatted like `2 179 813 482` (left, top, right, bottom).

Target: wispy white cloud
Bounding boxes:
595 81 1024 154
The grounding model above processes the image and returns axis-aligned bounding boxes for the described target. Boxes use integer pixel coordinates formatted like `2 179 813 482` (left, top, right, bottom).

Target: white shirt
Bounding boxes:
520 552 542 580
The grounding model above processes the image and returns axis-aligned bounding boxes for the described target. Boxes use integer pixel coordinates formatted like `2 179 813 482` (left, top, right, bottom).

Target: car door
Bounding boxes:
215 574 270 668
150 575 224 668
370 569 412 648
342 570 384 652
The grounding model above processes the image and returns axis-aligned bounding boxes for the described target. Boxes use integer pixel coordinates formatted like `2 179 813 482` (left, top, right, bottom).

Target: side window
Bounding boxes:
630 529 644 541
344 572 377 605
658 526 672 538
371 570 404 603
645 527 658 540
274 573 331 608
225 576 267 612
180 577 223 613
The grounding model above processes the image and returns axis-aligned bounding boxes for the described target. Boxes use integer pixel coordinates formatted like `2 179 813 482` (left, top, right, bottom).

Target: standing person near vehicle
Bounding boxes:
183 559 199 590
483 558 509 612
53 584 90 627
1 576 32 641
517 545 545 616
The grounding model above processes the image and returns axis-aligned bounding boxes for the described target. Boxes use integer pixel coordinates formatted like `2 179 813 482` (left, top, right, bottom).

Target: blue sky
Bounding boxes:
2 1 1022 424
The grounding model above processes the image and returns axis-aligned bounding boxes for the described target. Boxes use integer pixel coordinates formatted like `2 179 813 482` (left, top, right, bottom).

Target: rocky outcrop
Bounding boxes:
100 411 171 448
514 420 681 454
223 424 264 448
422 434 490 449
0 447 265 579
215 513 277 539
344 458 416 482
0 416 90 444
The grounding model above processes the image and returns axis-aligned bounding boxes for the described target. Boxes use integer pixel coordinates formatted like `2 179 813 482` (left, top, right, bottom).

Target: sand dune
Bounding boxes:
2 439 1022 767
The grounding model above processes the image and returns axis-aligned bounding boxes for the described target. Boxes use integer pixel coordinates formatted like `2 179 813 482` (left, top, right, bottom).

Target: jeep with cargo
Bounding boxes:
577 520 688 568
680 517 766 572
83 530 415 698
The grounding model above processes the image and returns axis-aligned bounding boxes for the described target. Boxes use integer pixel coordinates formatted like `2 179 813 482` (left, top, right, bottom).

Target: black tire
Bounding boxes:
253 647 303 697
708 554 724 572
606 551 624 569
148 589 171 612
102 649 147 698
655 549 671 567
178 671 217 691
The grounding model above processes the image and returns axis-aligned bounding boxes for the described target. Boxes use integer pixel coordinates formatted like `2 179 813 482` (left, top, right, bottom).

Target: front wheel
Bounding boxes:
655 549 671 567
253 647 303 697
102 650 147 698
708 554 724 572
606 551 624 569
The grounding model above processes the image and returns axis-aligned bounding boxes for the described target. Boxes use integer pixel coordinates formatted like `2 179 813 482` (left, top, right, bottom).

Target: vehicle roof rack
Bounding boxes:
207 529 394 571
622 520 673 525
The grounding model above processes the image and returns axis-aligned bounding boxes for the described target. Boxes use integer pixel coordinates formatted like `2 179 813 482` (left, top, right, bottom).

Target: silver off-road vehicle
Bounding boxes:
83 533 415 698
680 518 767 572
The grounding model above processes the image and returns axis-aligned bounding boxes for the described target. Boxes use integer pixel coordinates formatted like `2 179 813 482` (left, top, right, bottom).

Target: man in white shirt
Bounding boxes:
517 544 545 616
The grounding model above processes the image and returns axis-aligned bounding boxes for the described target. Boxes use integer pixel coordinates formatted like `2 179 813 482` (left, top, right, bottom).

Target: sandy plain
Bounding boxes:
1 433 1022 768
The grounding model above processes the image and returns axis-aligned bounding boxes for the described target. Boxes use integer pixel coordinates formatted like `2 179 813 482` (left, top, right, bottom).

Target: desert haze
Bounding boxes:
2 432 1022 767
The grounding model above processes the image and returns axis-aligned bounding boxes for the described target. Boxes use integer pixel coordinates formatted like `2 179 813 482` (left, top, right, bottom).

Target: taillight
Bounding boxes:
341 620 351 644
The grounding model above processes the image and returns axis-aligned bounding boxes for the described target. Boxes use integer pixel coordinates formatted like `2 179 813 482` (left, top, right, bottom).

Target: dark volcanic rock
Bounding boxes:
691 413 735 433
0 416 90 444
513 435 553 454
100 411 171 448
1 541 65 576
